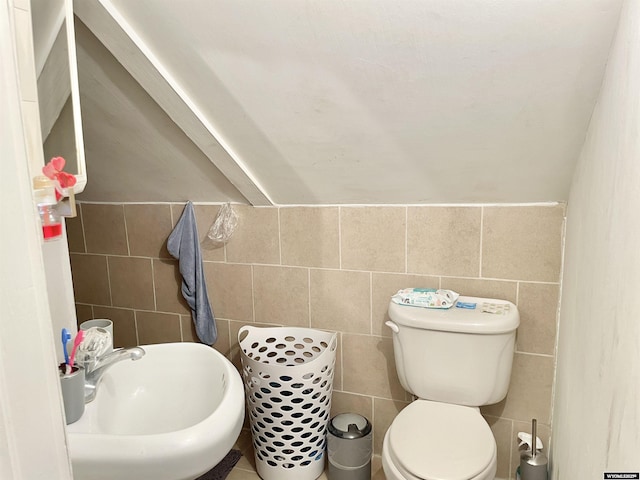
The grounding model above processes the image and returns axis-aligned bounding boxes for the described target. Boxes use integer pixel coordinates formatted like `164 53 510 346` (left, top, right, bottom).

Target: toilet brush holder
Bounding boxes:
519 419 548 480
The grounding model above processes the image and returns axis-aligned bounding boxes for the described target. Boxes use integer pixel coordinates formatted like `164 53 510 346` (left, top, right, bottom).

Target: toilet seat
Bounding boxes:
384 400 496 480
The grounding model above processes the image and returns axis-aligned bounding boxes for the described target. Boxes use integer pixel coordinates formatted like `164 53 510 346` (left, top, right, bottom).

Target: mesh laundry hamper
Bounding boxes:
239 326 338 480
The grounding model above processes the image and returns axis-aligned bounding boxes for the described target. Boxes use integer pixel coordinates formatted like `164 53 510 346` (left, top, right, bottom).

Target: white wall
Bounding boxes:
551 0 640 476
0 0 71 477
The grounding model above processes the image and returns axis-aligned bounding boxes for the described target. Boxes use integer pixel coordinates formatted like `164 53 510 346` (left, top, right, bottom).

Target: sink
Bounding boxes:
66 342 245 480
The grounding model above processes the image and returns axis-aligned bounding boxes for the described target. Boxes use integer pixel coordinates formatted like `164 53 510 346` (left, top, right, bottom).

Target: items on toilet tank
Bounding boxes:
391 288 459 308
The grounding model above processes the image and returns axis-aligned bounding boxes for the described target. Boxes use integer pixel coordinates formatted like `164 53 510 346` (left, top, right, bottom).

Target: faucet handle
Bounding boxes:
78 327 111 362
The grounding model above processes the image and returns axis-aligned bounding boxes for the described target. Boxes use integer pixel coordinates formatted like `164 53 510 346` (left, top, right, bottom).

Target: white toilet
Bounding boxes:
382 295 519 480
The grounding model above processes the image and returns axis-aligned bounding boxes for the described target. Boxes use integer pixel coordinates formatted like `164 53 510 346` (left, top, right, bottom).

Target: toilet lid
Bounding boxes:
388 401 495 480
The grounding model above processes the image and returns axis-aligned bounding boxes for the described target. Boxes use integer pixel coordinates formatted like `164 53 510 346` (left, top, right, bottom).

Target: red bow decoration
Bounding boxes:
43 157 76 200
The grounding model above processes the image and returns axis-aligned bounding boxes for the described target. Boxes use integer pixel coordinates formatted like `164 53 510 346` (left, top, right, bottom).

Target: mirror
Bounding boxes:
31 0 86 194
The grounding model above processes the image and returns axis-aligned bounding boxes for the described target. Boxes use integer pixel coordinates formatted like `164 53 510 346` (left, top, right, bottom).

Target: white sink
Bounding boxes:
66 342 245 480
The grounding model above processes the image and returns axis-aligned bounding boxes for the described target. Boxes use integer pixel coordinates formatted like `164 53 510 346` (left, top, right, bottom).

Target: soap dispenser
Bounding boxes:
33 176 62 241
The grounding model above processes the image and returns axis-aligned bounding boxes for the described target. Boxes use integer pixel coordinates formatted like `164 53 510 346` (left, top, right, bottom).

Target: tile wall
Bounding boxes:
66 202 565 479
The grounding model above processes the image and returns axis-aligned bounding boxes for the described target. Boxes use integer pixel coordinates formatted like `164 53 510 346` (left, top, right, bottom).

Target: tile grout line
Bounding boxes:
122 204 131 257
508 419 515 479
78 203 88 254
250 265 256 323
308 268 312 328
105 255 114 307
404 206 408 274
150 258 158 312
369 271 373 335
133 310 140 346
479 206 484 277
277 206 282 266
338 206 342 269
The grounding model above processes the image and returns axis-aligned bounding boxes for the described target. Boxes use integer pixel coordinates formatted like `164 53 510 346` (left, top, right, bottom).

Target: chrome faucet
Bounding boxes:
83 347 145 403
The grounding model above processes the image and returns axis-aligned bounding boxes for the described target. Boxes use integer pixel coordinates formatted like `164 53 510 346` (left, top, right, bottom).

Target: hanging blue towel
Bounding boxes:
167 202 217 345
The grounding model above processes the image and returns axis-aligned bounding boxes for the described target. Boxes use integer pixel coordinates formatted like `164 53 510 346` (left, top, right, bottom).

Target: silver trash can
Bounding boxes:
327 413 372 480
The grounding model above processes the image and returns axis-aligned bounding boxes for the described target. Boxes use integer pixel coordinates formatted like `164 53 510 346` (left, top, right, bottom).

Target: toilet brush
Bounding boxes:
519 419 548 480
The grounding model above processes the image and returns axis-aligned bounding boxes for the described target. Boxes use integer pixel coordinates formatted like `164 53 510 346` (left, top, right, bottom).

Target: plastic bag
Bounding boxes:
206 202 238 245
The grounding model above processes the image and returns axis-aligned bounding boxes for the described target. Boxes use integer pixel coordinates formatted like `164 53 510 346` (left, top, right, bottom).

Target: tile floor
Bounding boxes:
230 429 386 479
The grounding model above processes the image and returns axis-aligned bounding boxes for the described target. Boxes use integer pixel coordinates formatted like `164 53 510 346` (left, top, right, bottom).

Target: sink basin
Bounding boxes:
66 342 245 480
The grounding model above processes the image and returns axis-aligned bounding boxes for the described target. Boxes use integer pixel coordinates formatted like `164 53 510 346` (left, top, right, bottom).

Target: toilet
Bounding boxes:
382 295 519 480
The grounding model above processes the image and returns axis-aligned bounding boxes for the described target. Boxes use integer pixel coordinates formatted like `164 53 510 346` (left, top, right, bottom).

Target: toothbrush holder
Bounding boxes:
59 363 85 424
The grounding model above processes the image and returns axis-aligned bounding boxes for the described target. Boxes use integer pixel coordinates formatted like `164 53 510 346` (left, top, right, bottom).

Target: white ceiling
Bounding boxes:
70 0 622 204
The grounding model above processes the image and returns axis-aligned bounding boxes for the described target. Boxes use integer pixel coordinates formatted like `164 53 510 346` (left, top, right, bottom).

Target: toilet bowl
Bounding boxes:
381 400 497 480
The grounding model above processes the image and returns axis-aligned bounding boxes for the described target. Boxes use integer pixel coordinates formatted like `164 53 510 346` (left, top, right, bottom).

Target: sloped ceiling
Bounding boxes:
72 0 622 205
74 20 248 203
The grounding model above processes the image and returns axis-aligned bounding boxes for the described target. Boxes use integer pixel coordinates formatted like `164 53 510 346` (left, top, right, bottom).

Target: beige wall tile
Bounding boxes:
517 283 559 355
340 207 406 273
74 304 93 323
280 207 339 268
440 277 518 304
481 353 554 424
484 416 513 480
65 208 85 253
180 314 198 342
342 334 405 400
225 206 280 264
204 262 253 322
93 306 137 348
70 254 111 305
310 269 371 334
229 321 250 370
372 273 439 336
213 318 231 357
170 203 185 227
136 311 182 344
108 256 155 310
153 259 190 315
253 265 309 327
482 206 565 282
81 203 128 255
407 206 481 277
124 204 173 258
373 398 410 455
330 391 373 421
371 455 385 480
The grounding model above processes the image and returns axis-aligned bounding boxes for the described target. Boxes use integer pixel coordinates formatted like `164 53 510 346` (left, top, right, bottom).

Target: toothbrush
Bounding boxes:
61 328 71 365
67 330 85 374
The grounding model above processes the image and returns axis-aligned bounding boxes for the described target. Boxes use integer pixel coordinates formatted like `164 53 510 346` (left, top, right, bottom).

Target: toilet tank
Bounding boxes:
387 296 519 406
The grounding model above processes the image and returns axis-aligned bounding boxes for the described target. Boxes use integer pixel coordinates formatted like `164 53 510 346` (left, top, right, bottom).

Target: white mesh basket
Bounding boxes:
238 326 338 480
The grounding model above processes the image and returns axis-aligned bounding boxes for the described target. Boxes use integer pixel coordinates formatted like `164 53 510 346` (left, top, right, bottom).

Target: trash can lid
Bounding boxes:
329 413 372 439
